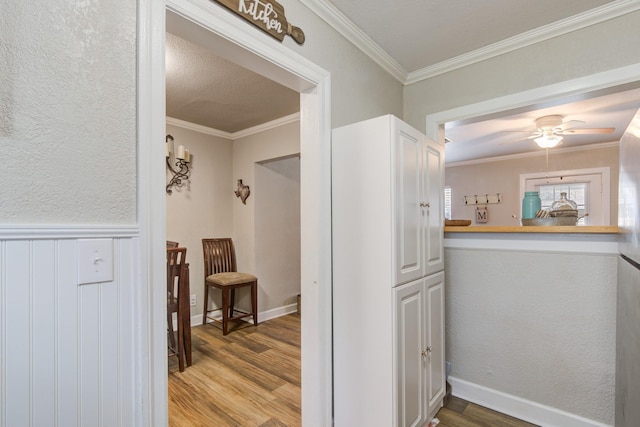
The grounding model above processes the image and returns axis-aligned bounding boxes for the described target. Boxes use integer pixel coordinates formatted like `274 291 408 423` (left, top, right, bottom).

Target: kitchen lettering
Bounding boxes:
238 0 283 34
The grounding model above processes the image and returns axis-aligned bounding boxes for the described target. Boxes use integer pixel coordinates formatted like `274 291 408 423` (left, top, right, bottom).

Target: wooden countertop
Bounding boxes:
444 225 619 234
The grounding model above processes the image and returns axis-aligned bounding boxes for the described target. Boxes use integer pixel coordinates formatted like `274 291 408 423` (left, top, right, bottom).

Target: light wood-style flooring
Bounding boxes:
168 313 537 426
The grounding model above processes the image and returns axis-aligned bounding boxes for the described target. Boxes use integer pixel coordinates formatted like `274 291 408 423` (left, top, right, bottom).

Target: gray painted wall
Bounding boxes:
445 248 617 424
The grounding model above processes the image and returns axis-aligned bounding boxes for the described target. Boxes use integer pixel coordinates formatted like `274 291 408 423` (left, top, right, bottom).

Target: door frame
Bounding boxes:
137 0 333 425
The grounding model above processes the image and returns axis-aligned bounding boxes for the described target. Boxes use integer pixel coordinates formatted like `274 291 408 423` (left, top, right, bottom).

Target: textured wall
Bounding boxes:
445 247 617 424
0 1 136 224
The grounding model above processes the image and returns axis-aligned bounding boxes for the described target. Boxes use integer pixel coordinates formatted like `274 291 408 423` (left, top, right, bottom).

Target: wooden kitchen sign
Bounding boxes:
212 0 306 45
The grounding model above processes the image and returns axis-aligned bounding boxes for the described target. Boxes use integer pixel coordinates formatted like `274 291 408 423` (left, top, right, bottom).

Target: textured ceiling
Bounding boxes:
165 33 299 133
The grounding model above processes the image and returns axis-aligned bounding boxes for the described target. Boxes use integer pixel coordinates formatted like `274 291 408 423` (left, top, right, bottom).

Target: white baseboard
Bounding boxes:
448 376 612 427
190 303 298 327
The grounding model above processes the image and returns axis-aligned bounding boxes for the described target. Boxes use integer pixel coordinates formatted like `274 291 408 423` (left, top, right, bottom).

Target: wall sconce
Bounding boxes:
165 134 192 194
234 179 250 204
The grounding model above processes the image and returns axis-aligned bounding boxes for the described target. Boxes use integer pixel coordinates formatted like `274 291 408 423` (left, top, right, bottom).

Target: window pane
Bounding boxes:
536 183 588 224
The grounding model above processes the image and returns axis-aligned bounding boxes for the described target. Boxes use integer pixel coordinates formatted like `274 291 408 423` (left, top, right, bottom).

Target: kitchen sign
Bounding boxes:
212 0 306 45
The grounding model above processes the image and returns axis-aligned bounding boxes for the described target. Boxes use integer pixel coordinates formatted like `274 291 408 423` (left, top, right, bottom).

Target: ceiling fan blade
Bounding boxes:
560 127 615 135
558 119 586 131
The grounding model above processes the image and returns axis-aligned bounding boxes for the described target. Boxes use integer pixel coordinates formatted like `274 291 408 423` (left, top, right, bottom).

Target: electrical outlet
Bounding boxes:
190 294 196 307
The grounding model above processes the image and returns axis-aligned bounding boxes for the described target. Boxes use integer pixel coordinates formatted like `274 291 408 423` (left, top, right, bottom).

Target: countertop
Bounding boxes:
444 226 619 234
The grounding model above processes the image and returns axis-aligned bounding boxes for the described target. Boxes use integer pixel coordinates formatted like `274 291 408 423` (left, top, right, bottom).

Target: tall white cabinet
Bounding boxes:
332 115 445 426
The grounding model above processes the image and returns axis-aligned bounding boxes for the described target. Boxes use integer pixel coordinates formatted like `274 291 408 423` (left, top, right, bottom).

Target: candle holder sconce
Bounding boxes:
166 134 192 194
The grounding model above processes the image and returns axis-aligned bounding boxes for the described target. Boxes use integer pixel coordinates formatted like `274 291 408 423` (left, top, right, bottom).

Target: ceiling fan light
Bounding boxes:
534 134 562 148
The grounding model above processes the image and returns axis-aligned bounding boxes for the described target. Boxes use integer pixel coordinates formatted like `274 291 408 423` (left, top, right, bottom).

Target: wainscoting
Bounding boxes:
0 229 140 427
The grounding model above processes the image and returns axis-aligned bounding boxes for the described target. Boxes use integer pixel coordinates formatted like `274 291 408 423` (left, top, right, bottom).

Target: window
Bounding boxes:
444 187 452 220
520 168 610 225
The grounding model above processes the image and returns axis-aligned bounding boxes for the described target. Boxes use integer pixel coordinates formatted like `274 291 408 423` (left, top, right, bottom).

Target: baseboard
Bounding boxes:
448 376 612 427
190 303 298 327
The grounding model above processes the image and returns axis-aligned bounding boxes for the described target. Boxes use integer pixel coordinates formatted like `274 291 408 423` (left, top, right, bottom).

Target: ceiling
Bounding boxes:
165 0 640 161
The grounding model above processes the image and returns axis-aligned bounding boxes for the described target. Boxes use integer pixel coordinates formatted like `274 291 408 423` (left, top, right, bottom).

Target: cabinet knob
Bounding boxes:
420 202 430 208
421 347 432 357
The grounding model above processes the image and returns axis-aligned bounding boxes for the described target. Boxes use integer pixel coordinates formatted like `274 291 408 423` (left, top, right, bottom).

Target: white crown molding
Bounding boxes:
166 116 233 139
446 140 619 167
407 0 640 84
299 0 407 82
166 113 300 140
231 112 300 138
302 0 640 85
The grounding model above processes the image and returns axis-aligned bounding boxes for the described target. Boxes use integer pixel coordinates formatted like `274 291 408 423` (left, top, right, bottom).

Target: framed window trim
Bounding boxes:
519 167 610 225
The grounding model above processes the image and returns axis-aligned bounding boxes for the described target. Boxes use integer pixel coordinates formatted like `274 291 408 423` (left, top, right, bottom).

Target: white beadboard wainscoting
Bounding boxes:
0 227 141 427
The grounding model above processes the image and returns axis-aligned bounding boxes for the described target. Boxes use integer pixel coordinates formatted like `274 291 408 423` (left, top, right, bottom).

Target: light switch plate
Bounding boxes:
77 239 114 285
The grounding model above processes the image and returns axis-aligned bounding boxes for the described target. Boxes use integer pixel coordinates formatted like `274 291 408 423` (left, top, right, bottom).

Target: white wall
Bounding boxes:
444 245 617 425
446 144 619 225
1 235 139 427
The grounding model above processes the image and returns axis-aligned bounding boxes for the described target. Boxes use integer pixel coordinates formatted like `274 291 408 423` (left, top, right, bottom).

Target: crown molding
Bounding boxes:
302 0 640 86
166 116 233 138
446 141 619 168
406 0 640 84
166 112 300 139
299 0 407 82
232 112 300 138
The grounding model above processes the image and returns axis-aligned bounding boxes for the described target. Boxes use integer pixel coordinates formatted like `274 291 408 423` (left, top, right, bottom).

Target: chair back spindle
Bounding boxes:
203 238 237 276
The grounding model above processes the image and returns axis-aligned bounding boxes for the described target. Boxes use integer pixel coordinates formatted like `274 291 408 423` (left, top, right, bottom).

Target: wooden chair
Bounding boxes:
167 247 187 371
166 240 179 248
202 238 258 335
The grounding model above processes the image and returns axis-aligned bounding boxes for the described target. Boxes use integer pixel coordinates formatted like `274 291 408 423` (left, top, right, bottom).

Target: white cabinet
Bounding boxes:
332 115 445 427
393 119 444 284
395 273 445 427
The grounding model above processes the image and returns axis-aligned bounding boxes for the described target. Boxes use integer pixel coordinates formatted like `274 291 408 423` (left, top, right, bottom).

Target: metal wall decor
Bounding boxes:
464 193 502 205
234 179 251 204
166 134 192 194
211 0 305 44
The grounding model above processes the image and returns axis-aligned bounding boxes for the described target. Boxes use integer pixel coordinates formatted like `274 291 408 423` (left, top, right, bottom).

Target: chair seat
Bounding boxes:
206 272 257 286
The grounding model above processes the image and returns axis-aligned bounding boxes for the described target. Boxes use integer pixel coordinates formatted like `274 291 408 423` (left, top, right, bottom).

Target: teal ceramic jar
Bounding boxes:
522 191 541 219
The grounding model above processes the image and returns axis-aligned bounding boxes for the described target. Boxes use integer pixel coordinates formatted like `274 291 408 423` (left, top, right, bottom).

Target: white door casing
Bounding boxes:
139 0 332 425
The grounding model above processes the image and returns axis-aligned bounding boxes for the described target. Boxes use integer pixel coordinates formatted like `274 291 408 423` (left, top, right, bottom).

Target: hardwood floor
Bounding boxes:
168 313 301 426
168 313 536 427
436 396 539 427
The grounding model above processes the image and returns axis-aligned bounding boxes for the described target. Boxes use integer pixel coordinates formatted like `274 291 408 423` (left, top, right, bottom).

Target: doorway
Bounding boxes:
141 2 333 425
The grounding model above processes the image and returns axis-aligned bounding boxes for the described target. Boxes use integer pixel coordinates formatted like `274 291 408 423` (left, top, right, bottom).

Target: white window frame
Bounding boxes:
444 186 452 220
520 167 610 225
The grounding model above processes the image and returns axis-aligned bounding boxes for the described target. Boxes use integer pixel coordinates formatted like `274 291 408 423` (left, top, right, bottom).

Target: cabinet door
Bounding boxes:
394 279 427 427
426 272 445 417
424 139 444 276
394 120 425 286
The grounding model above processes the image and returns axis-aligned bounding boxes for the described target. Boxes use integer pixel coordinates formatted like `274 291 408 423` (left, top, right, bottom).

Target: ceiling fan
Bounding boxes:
508 115 615 148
